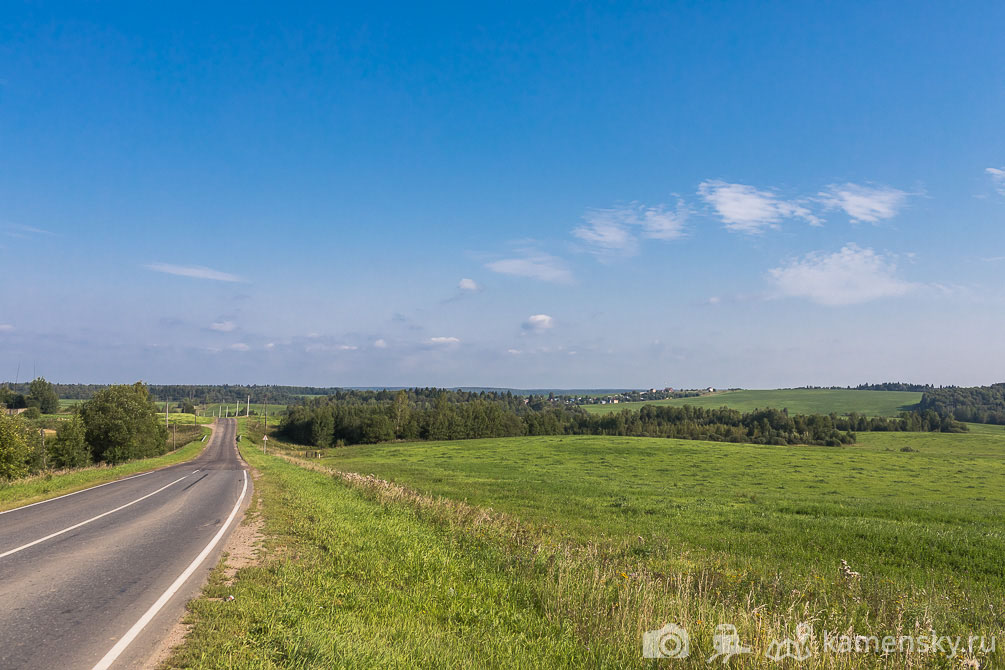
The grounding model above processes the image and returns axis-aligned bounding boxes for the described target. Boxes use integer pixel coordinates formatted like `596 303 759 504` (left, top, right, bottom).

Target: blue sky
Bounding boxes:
2 2 1004 388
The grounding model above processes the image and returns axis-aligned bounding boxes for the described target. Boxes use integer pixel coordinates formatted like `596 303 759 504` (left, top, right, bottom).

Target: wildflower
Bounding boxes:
840 559 861 579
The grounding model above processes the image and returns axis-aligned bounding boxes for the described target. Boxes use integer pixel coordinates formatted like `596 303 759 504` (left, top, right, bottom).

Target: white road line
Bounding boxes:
91 470 249 670
0 471 156 516
0 475 190 560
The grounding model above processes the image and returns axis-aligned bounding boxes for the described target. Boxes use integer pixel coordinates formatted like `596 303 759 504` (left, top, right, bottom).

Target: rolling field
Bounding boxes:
170 422 1004 668
582 388 923 416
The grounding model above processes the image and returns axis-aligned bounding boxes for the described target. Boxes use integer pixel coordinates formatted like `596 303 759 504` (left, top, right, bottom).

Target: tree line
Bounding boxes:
919 384 1005 424
1 382 172 480
1 382 346 405
280 390 966 449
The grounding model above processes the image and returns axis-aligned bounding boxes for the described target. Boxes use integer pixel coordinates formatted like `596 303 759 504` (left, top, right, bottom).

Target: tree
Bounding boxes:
0 412 41 480
80 382 168 464
361 414 394 443
180 399 196 415
28 377 60 414
0 387 27 409
48 415 91 469
391 390 411 436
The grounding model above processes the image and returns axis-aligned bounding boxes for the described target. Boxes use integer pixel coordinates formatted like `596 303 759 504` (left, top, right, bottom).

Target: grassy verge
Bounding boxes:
166 422 1003 668
165 428 602 668
0 424 211 512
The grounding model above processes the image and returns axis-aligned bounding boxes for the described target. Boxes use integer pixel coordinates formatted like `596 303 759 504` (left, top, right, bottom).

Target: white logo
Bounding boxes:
707 623 752 663
765 622 815 662
643 623 690 659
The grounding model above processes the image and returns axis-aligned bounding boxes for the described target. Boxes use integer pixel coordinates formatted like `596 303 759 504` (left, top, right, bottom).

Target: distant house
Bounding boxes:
705 387 715 393
612 398 620 404
5 407 28 416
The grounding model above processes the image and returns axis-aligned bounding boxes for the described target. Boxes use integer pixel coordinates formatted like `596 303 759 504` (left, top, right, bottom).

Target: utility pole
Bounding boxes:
40 428 46 470
246 395 250 418
165 399 169 429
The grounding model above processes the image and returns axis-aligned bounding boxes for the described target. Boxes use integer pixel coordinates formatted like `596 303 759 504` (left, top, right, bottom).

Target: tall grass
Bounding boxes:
166 423 1001 668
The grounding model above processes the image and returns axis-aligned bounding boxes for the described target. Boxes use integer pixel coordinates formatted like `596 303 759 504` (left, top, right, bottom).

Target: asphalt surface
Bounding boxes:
0 418 250 670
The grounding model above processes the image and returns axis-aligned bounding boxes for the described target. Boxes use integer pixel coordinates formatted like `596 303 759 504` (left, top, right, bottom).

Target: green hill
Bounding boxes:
581 388 922 416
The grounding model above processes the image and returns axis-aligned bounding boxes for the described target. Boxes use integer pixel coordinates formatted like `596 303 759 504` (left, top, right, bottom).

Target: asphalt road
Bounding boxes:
0 418 250 670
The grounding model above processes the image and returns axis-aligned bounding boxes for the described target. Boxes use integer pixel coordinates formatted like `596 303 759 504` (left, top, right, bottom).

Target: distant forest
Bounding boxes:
0 383 343 405
280 389 966 449
920 384 1005 425
853 382 936 392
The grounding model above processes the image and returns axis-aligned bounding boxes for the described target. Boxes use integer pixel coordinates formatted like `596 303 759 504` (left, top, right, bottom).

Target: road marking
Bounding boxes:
0 471 156 517
0 475 190 560
91 470 249 670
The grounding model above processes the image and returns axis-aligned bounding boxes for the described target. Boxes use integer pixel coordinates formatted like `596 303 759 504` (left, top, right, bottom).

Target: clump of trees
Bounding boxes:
28 377 60 414
1 382 171 481
79 383 169 463
0 413 43 479
279 389 969 450
1 376 60 414
919 384 1005 425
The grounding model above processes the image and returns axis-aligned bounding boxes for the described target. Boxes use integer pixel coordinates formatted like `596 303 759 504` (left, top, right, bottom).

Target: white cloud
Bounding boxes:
486 251 573 284
768 244 915 306
3 224 54 239
572 202 687 257
699 180 819 233
0 324 13 332
458 278 479 291
506 348 522 355
337 344 358 351
209 320 236 332
147 262 243 282
265 342 276 350
229 342 251 352
522 314 554 332
987 167 1005 196
428 336 461 345
819 183 908 223
373 338 388 349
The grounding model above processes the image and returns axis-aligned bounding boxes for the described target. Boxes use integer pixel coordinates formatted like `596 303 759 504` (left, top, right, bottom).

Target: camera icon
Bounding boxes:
643 623 690 659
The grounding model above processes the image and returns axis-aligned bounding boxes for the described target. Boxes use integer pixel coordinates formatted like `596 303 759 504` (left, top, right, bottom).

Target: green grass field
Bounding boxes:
582 388 923 416
167 420 1003 668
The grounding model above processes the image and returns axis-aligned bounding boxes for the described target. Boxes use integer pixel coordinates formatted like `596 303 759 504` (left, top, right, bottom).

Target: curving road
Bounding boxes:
0 418 249 670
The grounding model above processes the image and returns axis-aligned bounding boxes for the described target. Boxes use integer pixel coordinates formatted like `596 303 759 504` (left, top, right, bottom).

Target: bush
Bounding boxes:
0 413 42 480
49 415 92 468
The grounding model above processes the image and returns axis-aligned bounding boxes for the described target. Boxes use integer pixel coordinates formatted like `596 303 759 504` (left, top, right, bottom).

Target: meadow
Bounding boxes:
582 388 923 417
165 420 1004 668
